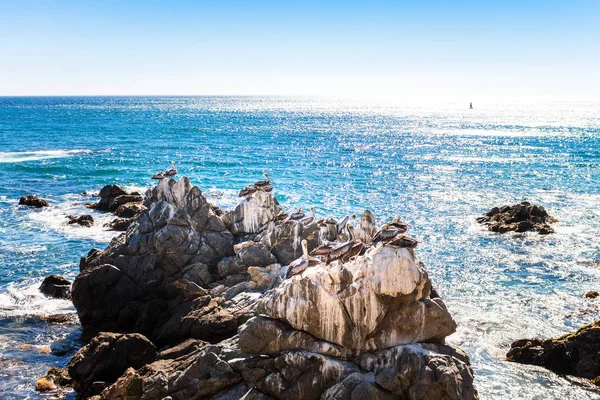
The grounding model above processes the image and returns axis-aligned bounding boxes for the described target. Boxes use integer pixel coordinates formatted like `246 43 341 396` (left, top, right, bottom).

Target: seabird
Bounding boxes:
165 161 178 177
151 171 166 180
300 206 316 225
285 239 320 279
238 173 274 197
327 225 361 265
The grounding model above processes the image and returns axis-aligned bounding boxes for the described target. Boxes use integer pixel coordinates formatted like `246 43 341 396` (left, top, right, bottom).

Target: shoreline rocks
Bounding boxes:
96 185 143 212
19 194 49 208
477 201 557 234
507 319 600 386
63 175 477 399
39 274 72 299
67 214 94 227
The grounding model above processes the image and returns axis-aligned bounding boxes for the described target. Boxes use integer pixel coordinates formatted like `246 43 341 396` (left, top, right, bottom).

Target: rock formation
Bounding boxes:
96 184 143 212
39 274 72 299
507 319 600 386
476 201 556 234
62 175 477 399
67 214 94 227
19 194 49 208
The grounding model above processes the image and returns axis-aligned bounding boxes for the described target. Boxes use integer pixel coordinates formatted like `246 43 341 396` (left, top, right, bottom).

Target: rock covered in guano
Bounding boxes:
62 175 477 400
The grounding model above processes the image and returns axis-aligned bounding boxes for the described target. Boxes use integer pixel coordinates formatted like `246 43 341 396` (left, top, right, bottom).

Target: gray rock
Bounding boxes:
39 274 71 299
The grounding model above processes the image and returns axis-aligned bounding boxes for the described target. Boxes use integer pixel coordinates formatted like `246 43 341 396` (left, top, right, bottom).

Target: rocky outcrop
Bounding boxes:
72 177 237 345
68 332 156 397
507 319 600 385
39 274 71 299
477 201 556 234
19 194 49 208
67 214 94 227
96 185 143 212
115 203 147 218
66 176 477 400
106 217 132 231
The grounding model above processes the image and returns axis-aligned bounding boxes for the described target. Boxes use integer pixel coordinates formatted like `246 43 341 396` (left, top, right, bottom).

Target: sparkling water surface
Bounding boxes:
0 96 599 399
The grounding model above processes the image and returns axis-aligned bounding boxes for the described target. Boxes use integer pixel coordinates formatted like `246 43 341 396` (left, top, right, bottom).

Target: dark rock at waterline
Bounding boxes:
114 202 147 218
67 214 94 227
476 201 557 234
585 291 599 299
39 274 71 299
37 367 72 390
106 217 132 231
19 194 49 208
507 319 600 385
96 185 143 212
68 332 156 398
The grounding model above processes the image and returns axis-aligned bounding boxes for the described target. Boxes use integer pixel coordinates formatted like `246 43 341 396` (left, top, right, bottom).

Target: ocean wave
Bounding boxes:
0 149 92 163
0 282 75 319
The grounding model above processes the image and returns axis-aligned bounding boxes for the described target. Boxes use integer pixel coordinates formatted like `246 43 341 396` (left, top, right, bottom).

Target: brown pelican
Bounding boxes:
300 206 316 225
288 209 306 221
327 225 361 265
372 217 410 243
285 239 320 279
273 211 289 223
238 173 273 197
310 240 335 256
337 214 356 234
165 161 178 177
151 171 166 180
386 235 419 248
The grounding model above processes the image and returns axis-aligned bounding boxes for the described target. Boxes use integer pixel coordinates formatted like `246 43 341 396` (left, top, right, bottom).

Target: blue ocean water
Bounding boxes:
0 96 599 399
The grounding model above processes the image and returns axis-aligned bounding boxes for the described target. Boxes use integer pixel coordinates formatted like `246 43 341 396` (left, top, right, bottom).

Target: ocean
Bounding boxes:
0 96 599 399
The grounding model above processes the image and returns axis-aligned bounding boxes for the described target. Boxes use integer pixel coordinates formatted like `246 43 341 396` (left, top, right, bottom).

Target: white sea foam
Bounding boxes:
0 149 92 163
0 282 75 319
24 193 117 243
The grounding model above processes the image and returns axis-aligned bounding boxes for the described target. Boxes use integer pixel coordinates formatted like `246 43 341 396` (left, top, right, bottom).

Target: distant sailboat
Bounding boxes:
469 102 473 109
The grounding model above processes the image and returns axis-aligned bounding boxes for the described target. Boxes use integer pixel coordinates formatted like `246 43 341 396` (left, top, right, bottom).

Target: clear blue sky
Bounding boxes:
1 0 598 99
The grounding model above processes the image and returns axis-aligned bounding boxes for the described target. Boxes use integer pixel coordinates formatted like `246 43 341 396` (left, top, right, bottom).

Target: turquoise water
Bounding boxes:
1 96 600 399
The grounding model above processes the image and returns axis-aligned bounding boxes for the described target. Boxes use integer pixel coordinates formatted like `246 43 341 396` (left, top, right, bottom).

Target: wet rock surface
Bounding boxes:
39 274 72 299
507 319 600 386
96 184 143 212
66 176 477 399
67 214 94 227
19 194 49 208
476 201 557 234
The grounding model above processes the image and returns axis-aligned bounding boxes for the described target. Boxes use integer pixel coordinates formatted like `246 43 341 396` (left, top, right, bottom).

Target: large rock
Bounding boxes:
67 214 94 227
96 184 143 212
72 177 237 345
257 219 321 265
258 245 456 350
223 190 282 235
19 194 49 208
476 201 556 234
507 319 600 385
68 332 156 397
39 274 71 299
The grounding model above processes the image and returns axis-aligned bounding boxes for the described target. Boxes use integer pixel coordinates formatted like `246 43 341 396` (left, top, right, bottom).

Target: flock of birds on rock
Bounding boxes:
151 162 178 180
148 169 419 280
236 175 420 280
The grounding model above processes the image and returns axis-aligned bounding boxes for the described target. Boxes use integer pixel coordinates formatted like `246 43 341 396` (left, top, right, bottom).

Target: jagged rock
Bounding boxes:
115 203 147 218
67 214 94 227
19 194 49 208
235 241 278 267
224 190 282 235
107 217 132 231
97 184 143 212
258 220 321 265
37 367 72 389
476 201 557 234
218 256 246 278
507 319 600 385
39 274 71 299
259 245 455 350
247 264 282 289
585 290 599 299
72 177 237 345
68 332 156 398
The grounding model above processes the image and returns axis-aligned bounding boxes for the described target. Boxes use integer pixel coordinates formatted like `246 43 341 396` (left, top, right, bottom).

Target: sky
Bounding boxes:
0 0 599 100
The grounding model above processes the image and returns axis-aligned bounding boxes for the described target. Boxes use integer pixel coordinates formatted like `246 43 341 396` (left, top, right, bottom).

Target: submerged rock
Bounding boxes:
476 201 556 234
19 194 49 208
39 274 71 299
67 214 94 227
507 319 600 385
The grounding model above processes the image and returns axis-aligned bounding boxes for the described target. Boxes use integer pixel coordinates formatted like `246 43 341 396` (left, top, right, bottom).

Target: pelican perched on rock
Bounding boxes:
288 209 306 221
285 239 320 279
238 173 273 197
300 206 316 225
386 235 419 248
372 217 410 243
165 161 178 177
327 225 363 265
337 214 356 234
151 171 166 180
